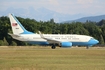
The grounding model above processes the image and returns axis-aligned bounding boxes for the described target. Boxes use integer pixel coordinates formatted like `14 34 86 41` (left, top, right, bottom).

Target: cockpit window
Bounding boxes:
91 38 94 40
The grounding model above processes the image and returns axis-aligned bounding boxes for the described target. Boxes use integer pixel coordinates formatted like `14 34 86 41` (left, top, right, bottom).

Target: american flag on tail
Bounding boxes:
12 23 17 26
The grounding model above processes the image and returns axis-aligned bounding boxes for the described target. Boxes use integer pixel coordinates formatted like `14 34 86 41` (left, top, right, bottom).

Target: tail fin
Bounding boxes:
8 14 33 35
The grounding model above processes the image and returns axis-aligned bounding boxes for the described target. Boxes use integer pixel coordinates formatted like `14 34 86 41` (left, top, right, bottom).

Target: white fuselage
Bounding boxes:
15 34 91 42
12 33 98 46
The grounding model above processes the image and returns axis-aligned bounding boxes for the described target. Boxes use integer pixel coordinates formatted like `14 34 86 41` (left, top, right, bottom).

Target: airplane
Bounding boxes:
8 14 99 49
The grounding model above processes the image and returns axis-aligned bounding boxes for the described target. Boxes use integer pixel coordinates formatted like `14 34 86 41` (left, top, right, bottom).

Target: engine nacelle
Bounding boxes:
60 42 72 47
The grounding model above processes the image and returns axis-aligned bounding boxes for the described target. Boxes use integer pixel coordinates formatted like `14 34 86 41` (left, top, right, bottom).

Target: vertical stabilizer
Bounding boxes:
8 14 33 35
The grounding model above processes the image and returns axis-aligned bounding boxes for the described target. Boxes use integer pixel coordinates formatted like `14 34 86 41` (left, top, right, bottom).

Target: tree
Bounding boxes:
11 41 17 46
3 37 9 46
0 40 4 46
100 35 104 44
97 19 105 26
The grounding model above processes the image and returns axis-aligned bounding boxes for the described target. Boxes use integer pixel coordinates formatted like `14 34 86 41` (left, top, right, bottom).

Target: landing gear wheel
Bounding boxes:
86 46 89 49
51 45 56 49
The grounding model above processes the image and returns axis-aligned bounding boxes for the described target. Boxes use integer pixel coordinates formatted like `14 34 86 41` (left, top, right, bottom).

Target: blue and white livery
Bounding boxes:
8 14 99 49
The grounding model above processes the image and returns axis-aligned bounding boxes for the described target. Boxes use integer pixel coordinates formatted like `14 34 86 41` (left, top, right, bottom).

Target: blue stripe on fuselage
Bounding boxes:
72 38 99 46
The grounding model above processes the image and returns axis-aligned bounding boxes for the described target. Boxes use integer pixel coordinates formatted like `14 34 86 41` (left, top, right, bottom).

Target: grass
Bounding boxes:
0 46 105 70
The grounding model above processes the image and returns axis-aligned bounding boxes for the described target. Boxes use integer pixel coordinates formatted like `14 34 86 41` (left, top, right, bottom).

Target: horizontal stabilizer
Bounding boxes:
8 33 20 37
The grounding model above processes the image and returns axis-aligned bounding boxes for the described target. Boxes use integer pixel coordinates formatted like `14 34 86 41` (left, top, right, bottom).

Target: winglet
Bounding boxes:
38 31 44 38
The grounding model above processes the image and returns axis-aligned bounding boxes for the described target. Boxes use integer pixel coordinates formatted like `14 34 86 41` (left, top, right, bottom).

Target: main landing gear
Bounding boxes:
51 44 56 49
86 46 89 49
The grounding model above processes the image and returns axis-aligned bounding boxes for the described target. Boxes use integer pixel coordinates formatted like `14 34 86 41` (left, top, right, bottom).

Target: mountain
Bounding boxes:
0 7 85 23
64 15 105 23
1 7 105 23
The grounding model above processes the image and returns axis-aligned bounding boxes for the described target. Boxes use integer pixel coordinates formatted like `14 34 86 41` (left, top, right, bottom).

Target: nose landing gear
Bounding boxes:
51 44 56 49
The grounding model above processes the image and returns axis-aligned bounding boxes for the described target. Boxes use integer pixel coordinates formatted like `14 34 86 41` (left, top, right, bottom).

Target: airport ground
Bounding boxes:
0 46 105 70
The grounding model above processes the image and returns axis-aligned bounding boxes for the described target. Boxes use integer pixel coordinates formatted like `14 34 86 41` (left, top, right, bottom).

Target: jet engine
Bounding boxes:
60 42 72 47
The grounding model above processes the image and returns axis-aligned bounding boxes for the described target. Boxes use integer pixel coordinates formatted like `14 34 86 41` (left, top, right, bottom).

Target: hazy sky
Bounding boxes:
1 0 105 16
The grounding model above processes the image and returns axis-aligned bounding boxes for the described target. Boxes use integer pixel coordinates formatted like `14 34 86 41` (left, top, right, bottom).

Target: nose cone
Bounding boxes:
88 38 99 45
95 39 99 44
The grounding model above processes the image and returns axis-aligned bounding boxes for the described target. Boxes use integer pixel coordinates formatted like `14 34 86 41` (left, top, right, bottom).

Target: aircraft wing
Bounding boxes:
38 31 61 43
